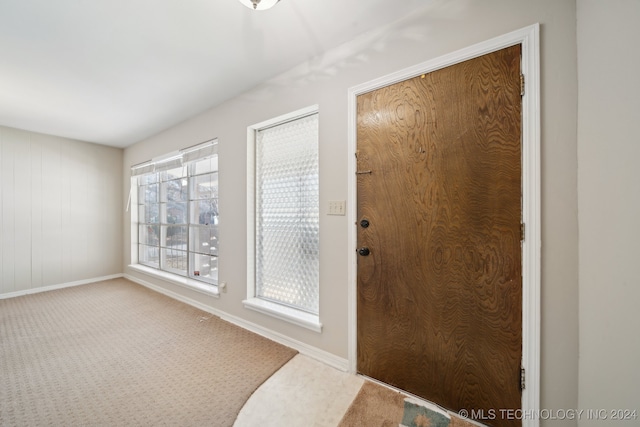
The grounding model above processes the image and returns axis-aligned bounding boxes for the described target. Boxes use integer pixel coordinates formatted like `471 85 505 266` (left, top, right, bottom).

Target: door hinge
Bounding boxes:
520 223 525 241
520 74 525 96
520 367 526 390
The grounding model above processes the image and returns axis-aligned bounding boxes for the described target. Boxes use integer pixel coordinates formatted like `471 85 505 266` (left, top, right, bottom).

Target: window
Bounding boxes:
244 106 321 331
133 140 218 287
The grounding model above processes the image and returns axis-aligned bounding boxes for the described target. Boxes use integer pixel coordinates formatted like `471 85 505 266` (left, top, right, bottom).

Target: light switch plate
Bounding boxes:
328 200 346 216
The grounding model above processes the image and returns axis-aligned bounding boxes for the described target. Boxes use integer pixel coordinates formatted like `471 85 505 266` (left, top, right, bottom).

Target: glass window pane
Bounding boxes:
139 224 160 246
161 179 188 202
190 156 218 175
162 202 187 224
139 184 159 204
139 173 159 185
189 253 217 283
160 167 184 181
190 200 218 225
255 113 319 314
138 203 159 224
161 248 187 275
161 225 187 249
189 225 218 256
190 172 218 200
139 244 159 268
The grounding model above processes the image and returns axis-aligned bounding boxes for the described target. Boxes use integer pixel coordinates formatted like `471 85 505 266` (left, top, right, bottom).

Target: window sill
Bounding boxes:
242 298 322 333
128 264 219 298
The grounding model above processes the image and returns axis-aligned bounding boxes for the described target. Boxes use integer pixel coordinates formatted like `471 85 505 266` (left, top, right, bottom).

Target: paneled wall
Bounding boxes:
0 125 123 296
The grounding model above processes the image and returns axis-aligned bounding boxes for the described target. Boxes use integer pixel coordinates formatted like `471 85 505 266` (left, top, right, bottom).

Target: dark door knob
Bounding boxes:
358 247 370 256
360 219 370 228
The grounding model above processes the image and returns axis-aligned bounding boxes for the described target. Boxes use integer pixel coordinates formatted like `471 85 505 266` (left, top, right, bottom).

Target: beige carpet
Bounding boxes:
339 381 477 427
0 278 297 426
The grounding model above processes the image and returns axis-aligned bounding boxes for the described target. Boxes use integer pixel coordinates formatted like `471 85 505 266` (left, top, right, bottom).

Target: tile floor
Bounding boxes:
234 354 475 427
234 354 364 426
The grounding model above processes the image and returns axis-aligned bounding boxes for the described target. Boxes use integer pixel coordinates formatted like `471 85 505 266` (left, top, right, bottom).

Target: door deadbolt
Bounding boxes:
360 219 370 228
358 247 370 256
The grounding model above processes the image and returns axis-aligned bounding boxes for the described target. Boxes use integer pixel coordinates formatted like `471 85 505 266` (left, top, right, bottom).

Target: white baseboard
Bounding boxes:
217 311 349 372
0 274 125 300
124 273 349 372
124 273 213 310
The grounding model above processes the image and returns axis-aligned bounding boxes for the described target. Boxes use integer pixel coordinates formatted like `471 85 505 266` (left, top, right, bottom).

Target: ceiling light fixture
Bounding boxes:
238 0 280 11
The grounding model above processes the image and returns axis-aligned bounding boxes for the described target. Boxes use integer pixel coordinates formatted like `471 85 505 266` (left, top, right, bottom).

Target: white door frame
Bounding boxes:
346 24 540 427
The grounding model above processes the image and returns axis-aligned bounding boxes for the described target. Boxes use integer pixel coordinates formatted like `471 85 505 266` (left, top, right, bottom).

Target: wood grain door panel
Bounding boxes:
356 45 522 427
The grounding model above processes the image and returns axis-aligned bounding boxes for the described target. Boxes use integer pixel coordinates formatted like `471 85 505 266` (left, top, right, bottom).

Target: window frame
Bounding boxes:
130 140 219 296
243 105 322 333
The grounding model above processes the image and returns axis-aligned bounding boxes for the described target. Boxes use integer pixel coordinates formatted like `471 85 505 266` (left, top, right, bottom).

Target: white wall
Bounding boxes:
0 125 123 296
123 0 579 423
577 1 640 425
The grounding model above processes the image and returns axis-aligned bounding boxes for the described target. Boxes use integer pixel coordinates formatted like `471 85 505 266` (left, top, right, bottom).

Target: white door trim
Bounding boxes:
346 24 540 427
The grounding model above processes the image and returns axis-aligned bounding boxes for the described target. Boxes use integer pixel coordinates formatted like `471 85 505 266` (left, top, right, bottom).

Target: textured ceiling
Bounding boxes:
0 0 428 147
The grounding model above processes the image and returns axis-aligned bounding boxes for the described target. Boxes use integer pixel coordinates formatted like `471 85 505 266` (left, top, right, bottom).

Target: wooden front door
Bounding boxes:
356 45 523 427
